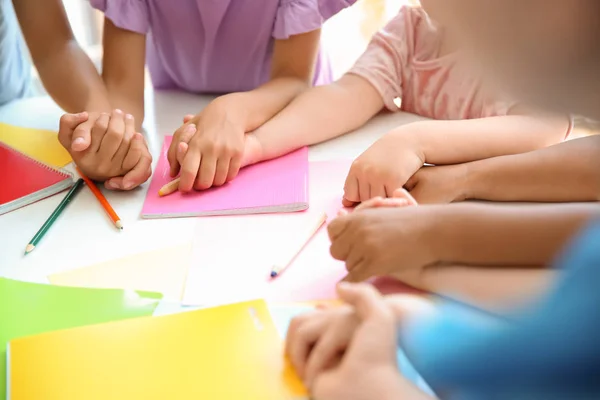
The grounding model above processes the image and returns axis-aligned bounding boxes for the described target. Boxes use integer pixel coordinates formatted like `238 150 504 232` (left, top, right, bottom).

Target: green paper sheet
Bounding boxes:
0 278 163 399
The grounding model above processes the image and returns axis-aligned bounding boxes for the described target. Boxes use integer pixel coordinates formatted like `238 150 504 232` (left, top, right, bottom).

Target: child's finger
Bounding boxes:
121 133 143 173
337 283 386 321
288 317 326 380
121 135 152 190
370 184 386 199
226 156 242 183
393 188 418 205
194 154 217 190
177 142 189 166
358 179 371 202
98 110 125 160
341 197 357 208
168 124 196 177
343 176 360 206
90 113 111 153
183 114 194 124
58 112 89 150
354 197 386 211
179 146 202 192
111 113 136 166
337 208 349 217
213 157 230 187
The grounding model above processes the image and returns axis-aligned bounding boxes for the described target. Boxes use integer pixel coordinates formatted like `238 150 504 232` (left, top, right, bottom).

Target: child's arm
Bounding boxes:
13 0 111 113
342 106 570 205
170 29 334 191
247 74 385 163
171 31 383 192
398 266 555 313
329 202 600 284
464 135 600 202
405 105 570 165
408 135 600 204
100 19 146 131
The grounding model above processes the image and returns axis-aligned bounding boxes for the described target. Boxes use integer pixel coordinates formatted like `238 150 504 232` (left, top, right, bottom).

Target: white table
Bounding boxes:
0 89 424 282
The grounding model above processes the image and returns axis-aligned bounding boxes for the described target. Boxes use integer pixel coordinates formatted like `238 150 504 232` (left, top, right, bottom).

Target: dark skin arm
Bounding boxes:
13 0 111 113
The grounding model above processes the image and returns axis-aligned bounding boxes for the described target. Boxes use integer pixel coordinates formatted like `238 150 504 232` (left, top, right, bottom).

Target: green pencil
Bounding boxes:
25 178 84 255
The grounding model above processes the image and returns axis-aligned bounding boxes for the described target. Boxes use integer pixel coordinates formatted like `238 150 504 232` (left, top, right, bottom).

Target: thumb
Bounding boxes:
183 114 194 124
337 282 385 321
69 112 94 152
177 141 189 166
58 112 88 149
392 188 418 206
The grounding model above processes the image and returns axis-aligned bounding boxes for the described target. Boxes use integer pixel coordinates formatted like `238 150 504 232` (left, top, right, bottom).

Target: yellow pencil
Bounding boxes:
159 177 180 197
270 212 328 278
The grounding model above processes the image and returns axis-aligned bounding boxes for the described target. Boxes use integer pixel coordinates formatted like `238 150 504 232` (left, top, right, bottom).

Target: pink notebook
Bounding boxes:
142 136 309 218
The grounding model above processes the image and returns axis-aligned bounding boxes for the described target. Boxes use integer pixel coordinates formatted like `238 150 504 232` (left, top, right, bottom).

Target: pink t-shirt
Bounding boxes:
349 6 513 120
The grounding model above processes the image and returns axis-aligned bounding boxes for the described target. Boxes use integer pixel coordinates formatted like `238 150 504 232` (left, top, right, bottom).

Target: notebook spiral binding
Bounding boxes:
0 141 72 179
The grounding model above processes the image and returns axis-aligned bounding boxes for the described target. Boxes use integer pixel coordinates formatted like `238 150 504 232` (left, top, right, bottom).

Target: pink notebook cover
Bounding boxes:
141 136 309 218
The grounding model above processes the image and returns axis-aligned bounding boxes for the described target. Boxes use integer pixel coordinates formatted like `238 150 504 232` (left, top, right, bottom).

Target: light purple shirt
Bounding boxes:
90 0 357 93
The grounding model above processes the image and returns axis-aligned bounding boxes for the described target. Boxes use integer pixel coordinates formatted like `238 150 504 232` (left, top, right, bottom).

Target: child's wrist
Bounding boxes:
461 161 484 201
211 93 250 129
393 124 427 164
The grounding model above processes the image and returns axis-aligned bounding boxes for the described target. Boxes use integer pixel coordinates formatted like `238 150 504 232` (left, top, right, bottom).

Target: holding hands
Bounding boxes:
167 97 264 192
342 129 424 207
58 109 152 190
330 189 441 283
286 283 434 400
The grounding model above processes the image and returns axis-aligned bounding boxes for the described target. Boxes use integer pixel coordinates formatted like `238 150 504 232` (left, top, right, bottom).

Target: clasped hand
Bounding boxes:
58 110 152 190
167 97 263 192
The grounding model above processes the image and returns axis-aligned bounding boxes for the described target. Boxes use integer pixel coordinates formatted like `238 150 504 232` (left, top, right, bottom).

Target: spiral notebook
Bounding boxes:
141 136 309 218
0 142 73 215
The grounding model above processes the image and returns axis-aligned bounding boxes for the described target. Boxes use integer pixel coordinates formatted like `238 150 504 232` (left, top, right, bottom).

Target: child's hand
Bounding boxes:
58 110 152 190
405 164 469 204
286 305 359 387
169 97 246 192
308 283 410 400
342 129 424 207
286 289 436 392
328 204 439 283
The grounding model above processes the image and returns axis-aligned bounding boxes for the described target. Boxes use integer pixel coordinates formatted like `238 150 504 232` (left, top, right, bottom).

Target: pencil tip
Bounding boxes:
116 220 124 230
270 271 278 278
24 244 35 255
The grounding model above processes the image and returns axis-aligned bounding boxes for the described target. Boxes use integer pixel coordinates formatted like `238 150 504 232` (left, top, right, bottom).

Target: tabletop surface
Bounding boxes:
0 89 424 282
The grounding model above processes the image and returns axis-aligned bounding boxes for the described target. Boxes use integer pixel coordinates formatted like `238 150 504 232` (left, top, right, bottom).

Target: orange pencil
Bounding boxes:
159 177 180 197
77 168 123 230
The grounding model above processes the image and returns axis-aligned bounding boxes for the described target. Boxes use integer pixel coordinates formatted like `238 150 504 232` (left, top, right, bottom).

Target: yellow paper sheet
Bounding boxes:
48 244 192 301
8 300 307 400
0 122 72 167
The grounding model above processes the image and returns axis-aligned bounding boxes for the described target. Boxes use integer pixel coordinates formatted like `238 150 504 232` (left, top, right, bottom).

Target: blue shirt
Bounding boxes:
0 0 33 106
404 221 600 399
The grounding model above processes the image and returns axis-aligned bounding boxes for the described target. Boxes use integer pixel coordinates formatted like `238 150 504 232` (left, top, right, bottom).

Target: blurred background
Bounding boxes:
51 0 599 136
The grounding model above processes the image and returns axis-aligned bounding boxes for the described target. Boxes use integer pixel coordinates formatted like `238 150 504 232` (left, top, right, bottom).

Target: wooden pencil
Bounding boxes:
159 177 180 197
25 179 84 255
77 169 123 229
270 212 328 279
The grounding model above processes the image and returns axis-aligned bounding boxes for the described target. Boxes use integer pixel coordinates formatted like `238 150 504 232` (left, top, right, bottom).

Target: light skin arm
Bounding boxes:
13 0 110 112
228 29 323 132
171 29 347 189
463 135 600 202
402 266 555 313
101 19 146 131
404 105 570 165
248 73 384 162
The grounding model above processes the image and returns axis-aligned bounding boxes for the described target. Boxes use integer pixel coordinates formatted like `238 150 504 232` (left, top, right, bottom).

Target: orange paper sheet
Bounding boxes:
48 244 192 301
